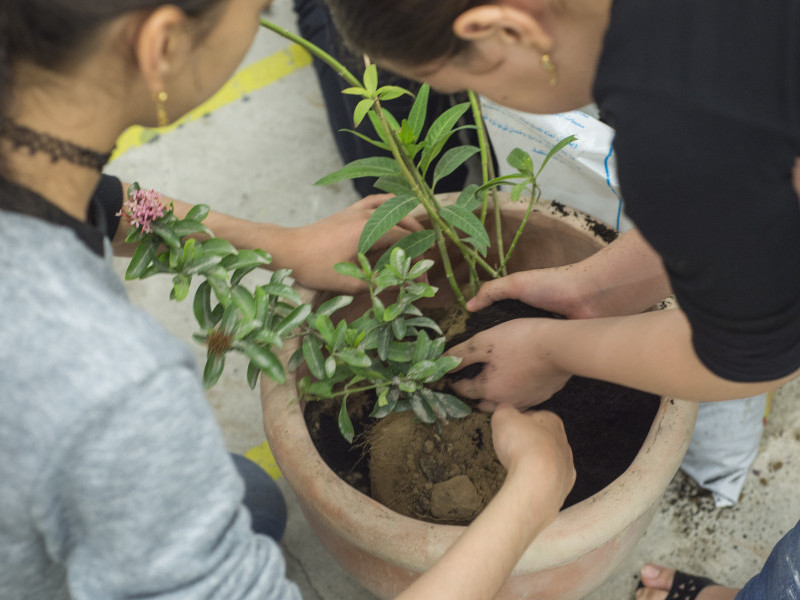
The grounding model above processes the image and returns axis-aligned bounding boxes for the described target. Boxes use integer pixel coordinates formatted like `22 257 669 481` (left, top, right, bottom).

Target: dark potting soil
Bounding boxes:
303 299 660 521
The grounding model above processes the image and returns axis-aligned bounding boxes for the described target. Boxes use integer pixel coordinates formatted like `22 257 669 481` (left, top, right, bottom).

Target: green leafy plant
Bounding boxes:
121 183 304 389
294 248 470 441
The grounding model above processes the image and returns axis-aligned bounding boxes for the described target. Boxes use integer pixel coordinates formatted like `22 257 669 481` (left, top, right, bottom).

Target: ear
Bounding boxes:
133 6 193 94
453 4 552 52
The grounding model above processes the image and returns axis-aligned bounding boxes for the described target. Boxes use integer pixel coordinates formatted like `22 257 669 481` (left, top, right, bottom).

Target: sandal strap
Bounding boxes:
667 570 717 600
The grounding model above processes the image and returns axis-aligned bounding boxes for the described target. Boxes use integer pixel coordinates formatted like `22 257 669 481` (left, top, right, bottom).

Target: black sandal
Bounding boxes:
636 570 716 600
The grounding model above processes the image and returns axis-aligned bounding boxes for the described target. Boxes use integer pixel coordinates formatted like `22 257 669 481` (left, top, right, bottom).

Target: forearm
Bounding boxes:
396 462 558 600
540 309 794 401
569 228 672 318
112 184 296 267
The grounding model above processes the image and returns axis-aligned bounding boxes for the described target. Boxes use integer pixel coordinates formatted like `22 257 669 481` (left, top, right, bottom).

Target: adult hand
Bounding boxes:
447 318 571 411
467 229 672 319
490 404 575 506
277 194 423 293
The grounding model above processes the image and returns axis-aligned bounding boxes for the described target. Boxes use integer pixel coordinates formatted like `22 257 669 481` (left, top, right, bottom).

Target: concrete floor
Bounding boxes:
105 3 800 598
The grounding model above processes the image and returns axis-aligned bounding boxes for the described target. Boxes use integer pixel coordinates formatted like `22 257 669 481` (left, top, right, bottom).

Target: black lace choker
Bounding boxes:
0 118 113 171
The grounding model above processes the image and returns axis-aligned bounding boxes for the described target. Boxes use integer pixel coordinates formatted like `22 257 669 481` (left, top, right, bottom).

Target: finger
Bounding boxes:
396 214 425 232
353 193 395 209
445 336 492 367
465 276 518 312
477 400 499 413
448 378 483 400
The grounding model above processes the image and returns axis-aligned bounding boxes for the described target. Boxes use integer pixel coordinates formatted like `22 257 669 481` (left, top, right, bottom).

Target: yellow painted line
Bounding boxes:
110 43 312 161
245 440 283 480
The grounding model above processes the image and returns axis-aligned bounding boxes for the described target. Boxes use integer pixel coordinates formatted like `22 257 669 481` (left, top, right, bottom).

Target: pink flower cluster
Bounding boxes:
117 188 165 233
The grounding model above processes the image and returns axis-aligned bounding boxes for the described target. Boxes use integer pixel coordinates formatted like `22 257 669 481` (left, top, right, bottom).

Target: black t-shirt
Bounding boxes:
593 0 800 382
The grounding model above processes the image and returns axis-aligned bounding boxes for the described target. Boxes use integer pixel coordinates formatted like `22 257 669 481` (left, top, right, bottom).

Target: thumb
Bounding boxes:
466 277 515 312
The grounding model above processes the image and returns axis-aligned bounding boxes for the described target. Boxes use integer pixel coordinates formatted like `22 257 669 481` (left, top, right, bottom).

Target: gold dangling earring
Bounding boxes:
154 91 169 127
540 54 557 87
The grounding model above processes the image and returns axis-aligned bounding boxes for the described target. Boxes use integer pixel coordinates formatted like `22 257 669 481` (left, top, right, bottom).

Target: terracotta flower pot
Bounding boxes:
260 195 698 600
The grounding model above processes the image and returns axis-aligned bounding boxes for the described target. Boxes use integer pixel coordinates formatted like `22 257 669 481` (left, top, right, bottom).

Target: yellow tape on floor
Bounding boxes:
245 441 283 480
110 43 312 162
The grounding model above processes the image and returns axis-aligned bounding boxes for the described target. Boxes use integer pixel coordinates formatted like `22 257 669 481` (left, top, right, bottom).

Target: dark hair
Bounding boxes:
0 0 223 113
325 0 489 65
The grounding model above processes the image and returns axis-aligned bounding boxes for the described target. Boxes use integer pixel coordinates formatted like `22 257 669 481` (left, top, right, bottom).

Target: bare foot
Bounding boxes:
635 564 740 600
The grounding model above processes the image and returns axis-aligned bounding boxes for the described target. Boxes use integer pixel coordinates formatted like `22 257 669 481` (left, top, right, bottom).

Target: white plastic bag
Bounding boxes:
480 97 765 506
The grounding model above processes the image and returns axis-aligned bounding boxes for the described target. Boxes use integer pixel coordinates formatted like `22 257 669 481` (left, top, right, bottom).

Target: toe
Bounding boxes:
640 564 676 590
634 564 676 600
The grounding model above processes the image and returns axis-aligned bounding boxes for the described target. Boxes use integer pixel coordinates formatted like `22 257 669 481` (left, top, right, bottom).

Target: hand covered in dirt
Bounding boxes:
446 318 572 411
276 194 423 293
491 404 575 507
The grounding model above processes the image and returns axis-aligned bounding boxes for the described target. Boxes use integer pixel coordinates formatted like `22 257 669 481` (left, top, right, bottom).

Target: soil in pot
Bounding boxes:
304 300 661 526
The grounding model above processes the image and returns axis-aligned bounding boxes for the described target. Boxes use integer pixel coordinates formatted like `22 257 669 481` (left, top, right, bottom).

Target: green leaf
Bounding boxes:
338 128 390 151
410 392 437 424
334 262 365 280
407 360 439 381
185 204 210 222
241 341 285 384
246 361 260 390
149 222 181 250
353 98 375 127
125 238 158 280
407 258 434 279
203 353 225 389
377 325 392 361
341 86 367 96
338 398 355 443
377 85 411 101
440 205 491 251
193 281 214 329
259 283 302 305
507 148 534 174
420 388 447 421
538 135 577 175
315 313 336 345
405 317 442 335
199 238 238 257
231 286 257 321
370 387 399 418
511 180 531 203
302 336 326 380
374 175 413 196
432 146 480 190
363 63 378 93
374 230 436 270
332 320 347 350
230 265 259 287
172 219 213 239
170 274 191 302
408 84 430 141
419 103 472 172
315 156 400 186
337 348 372 368
206 274 231 307
456 184 481 211
325 355 337 378
391 315 407 339
275 304 312 337
426 355 463 382
288 348 305 371
411 330 431 364
317 295 354 317
357 194 418 254
438 392 472 419
251 328 283 348
220 249 271 271
387 341 414 363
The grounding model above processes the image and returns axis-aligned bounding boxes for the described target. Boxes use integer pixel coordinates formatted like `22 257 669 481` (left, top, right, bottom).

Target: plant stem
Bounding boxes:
260 18 362 88
499 183 540 273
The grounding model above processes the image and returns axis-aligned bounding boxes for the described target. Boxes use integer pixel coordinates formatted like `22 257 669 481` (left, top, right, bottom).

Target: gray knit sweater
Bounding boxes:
0 207 302 600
